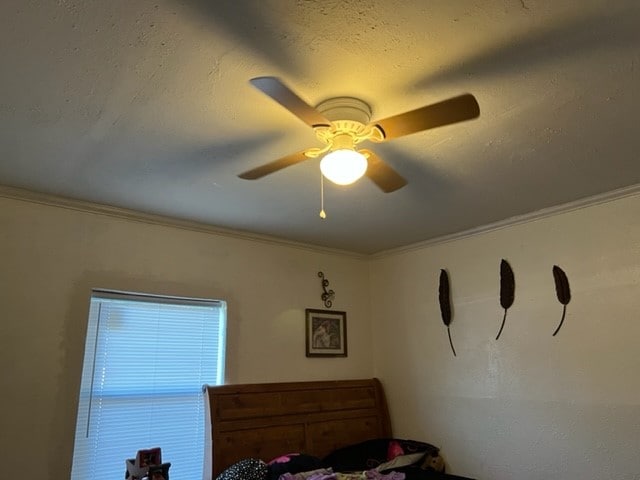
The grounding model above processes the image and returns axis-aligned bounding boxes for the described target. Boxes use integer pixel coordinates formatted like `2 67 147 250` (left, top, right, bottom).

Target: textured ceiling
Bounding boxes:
1 0 639 254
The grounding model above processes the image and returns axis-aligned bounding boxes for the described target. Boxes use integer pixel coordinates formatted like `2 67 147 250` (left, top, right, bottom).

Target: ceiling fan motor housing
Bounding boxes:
316 97 372 124
314 97 384 148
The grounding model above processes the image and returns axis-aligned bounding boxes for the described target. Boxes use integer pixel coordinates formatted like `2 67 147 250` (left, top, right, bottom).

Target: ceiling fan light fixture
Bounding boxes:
320 149 368 185
242 77 479 194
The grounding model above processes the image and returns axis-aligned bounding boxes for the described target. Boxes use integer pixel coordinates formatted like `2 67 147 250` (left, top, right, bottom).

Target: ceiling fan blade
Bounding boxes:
250 77 331 128
238 150 310 180
373 94 480 141
360 149 407 193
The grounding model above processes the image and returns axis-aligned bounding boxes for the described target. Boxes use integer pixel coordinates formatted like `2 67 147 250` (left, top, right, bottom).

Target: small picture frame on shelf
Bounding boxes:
305 308 347 357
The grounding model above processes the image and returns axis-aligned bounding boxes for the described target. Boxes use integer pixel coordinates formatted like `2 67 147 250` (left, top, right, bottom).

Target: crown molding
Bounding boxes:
371 183 640 259
3 183 639 260
0 185 367 259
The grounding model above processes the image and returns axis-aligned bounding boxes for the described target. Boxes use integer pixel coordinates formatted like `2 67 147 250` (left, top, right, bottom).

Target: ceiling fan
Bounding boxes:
239 77 480 192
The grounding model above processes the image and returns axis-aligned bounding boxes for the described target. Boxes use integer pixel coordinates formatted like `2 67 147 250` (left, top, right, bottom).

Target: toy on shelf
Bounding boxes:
125 447 171 480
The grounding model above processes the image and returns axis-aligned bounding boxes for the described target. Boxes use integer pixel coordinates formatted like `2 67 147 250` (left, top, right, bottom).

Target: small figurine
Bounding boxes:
125 448 170 480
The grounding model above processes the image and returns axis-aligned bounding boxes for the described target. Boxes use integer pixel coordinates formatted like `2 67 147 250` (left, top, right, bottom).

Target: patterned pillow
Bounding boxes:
216 458 268 480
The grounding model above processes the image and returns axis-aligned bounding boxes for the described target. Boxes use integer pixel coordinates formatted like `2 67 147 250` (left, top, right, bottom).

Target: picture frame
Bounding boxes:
305 308 347 357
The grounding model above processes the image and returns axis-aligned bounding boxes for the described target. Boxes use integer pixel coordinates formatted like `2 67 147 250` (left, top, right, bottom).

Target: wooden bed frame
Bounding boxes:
203 378 392 479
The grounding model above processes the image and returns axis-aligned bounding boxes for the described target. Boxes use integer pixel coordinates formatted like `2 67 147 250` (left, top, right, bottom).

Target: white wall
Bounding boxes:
370 194 640 480
0 194 372 479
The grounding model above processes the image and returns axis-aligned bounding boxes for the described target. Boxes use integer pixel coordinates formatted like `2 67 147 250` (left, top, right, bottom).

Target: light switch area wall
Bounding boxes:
0 194 372 479
370 193 640 480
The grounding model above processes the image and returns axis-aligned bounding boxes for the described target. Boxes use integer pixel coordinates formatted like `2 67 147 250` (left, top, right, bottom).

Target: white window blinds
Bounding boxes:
70 290 226 480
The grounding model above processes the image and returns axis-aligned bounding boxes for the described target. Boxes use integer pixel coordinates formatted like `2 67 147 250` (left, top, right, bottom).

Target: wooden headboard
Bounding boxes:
203 378 392 479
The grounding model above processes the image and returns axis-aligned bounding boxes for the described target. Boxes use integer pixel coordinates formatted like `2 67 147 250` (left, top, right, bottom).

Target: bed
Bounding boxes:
203 378 474 480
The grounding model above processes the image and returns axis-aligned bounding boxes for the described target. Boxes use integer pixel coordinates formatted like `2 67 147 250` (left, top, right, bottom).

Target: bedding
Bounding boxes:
267 454 326 480
214 440 474 480
216 458 268 480
322 438 439 472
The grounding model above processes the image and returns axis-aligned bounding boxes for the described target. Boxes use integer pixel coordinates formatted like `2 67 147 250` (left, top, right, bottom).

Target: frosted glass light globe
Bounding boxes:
320 149 368 185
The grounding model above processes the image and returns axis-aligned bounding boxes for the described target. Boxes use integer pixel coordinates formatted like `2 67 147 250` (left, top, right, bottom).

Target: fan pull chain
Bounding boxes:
319 172 327 219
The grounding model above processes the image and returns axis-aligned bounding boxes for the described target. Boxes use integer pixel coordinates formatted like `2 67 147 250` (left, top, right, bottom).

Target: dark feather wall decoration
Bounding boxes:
438 269 456 356
495 259 515 340
552 265 571 336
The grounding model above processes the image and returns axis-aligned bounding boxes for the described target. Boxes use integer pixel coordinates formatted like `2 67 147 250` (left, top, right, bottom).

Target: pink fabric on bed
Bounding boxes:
386 441 404 460
270 454 297 464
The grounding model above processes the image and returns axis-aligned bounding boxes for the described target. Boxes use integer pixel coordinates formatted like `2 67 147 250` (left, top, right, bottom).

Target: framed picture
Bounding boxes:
305 308 347 357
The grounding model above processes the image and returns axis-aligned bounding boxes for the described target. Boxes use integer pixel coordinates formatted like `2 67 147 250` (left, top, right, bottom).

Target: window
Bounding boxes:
70 290 226 480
